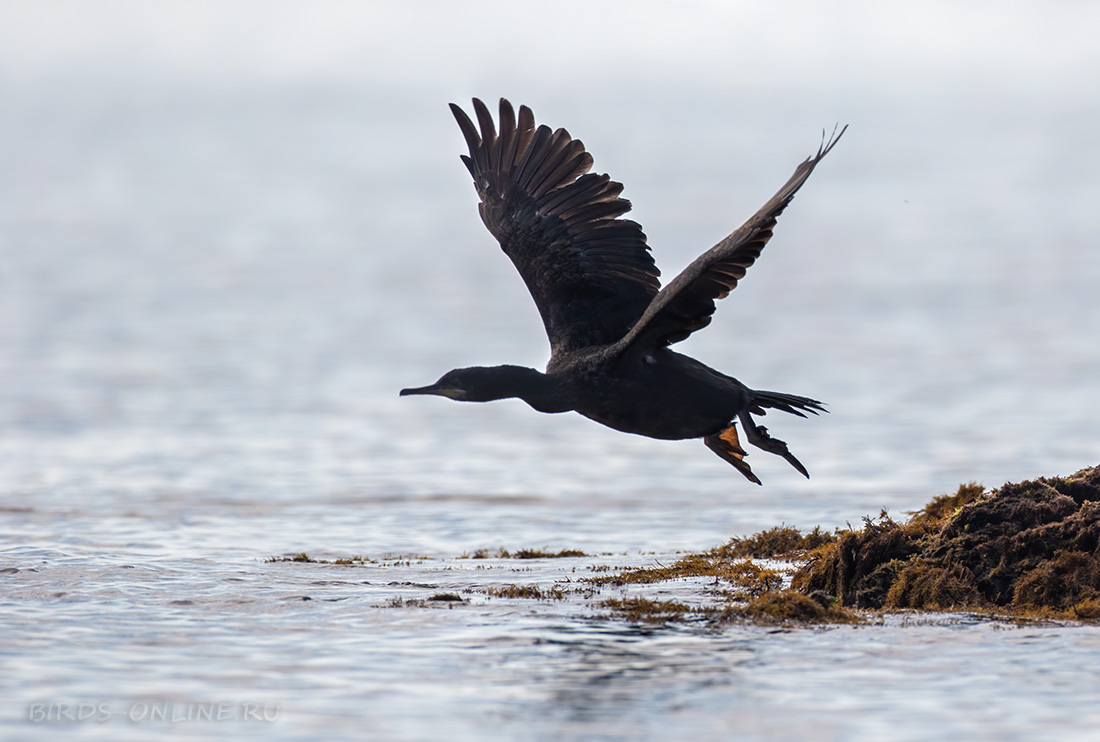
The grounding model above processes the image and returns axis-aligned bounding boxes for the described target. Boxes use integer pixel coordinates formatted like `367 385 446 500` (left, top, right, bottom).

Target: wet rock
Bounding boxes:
740 589 859 624
793 465 1100 617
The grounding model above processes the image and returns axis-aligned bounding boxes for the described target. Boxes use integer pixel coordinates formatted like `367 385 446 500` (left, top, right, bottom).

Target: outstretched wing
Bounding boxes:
618 126 846 351
451 98 661 354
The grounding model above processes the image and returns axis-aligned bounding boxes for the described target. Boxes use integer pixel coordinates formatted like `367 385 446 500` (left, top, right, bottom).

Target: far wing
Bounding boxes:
451 98 661 354
618 126 846 350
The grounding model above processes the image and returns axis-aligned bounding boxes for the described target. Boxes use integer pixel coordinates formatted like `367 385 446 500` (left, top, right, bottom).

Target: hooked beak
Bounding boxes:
399 383 464 400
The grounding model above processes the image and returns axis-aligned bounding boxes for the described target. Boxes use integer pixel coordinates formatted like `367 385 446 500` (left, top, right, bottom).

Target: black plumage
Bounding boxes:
401 98 845 484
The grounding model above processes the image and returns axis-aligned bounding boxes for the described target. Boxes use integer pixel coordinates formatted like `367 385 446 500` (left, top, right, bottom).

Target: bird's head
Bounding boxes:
400 367 509 403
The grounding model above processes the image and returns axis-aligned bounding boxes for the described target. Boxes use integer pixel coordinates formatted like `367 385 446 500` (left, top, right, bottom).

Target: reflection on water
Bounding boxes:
3 2 1100 739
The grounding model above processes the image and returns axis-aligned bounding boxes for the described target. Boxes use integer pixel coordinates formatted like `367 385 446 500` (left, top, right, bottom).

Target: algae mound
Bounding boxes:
271 465 1100 625
794 465 1100 618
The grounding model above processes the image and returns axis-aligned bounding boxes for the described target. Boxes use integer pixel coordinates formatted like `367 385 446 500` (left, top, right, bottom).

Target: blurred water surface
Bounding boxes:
2 2 1100 740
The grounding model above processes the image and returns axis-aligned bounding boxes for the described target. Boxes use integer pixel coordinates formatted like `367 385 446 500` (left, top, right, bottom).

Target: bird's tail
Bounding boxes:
749 390 826 418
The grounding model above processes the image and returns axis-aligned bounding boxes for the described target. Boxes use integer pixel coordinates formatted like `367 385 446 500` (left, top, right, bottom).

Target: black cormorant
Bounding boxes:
401 98 845 484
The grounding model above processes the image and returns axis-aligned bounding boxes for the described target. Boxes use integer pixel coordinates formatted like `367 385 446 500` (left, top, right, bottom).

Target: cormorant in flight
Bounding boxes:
402 98 844 483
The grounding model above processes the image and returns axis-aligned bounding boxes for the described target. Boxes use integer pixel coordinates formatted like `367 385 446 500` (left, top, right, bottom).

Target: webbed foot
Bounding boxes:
704 424 762 485
739 413 810 478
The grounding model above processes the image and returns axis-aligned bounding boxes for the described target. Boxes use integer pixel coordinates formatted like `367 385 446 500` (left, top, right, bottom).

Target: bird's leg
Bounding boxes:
737 410 810 478
704 424 762 485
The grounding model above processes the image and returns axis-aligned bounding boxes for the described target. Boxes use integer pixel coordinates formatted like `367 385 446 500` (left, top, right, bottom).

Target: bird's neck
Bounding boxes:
487 365 571 414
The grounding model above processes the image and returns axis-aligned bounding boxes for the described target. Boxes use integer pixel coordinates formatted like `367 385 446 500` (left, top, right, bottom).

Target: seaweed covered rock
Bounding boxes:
738 589 860 624
793 465 1100 617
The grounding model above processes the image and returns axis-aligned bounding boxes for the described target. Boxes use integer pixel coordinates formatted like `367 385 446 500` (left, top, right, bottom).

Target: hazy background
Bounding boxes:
2 0 1099 515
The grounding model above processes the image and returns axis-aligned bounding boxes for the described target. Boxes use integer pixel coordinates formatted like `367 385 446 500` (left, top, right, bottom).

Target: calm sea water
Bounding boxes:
3 2 1100 740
